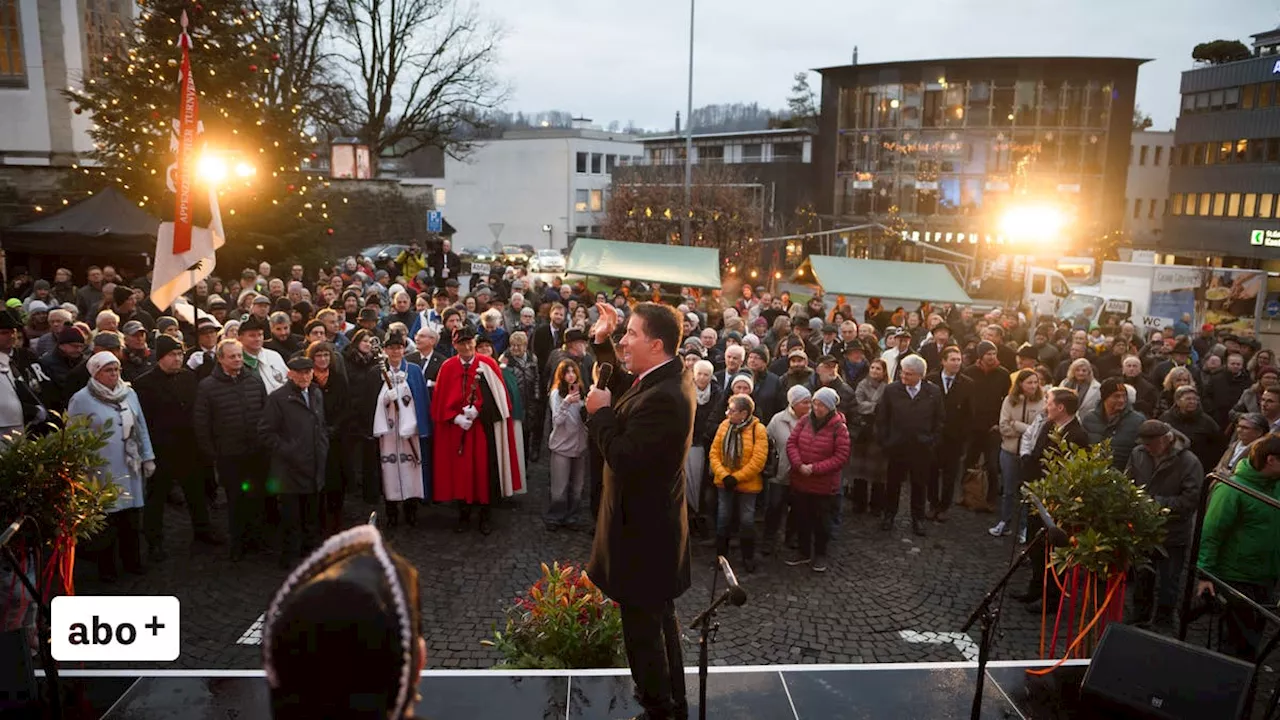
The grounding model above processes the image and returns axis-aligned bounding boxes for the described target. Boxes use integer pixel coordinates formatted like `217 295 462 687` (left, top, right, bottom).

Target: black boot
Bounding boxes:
713 537 729 568
851 478 868 513
404 501 418 528
384 501 399 531
741 537 757 574
869 483 885 516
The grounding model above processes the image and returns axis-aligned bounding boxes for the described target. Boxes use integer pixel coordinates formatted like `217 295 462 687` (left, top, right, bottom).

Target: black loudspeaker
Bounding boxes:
1081 623 1254 719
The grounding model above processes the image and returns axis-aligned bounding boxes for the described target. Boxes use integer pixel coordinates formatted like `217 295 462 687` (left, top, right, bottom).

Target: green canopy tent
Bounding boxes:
797 255 973 306
567 238 721 289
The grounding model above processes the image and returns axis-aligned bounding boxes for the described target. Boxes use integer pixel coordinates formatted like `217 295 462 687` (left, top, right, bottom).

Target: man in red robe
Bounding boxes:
431 326 522 534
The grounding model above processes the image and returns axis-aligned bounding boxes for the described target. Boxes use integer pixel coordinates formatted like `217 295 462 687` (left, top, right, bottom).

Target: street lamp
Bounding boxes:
542 224 554 249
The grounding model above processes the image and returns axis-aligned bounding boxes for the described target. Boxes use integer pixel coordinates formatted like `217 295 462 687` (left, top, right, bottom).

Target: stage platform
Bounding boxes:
45 660 1096 719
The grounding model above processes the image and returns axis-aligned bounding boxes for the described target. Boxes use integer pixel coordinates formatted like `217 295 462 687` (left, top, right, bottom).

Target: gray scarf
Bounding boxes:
721 416 753 470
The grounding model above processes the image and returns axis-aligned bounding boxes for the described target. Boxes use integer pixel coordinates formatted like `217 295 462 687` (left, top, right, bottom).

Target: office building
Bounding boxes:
1125 129 1175 246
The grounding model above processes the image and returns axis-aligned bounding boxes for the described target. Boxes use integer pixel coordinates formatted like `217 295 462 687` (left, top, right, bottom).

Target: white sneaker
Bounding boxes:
988 521 1010 537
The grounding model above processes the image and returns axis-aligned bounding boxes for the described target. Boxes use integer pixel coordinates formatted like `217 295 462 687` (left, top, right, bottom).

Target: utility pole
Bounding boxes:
682 0 695 247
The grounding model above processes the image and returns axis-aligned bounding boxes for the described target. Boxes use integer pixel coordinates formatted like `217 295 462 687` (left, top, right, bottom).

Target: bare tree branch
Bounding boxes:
328 0 506 166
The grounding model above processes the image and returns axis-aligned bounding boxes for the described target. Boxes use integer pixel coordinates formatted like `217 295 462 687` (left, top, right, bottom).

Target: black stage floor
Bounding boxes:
43 661 1097 719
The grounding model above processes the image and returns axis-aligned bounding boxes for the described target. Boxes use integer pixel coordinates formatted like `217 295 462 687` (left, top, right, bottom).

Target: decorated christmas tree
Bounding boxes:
62 0 329 266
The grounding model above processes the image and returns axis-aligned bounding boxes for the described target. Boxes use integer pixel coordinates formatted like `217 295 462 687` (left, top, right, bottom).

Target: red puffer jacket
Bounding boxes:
785 411 851 495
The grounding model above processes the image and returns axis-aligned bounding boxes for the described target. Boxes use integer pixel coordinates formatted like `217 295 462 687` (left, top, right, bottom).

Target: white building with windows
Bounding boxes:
426 123 640 252
0 0 130 167
1124 129 1174 245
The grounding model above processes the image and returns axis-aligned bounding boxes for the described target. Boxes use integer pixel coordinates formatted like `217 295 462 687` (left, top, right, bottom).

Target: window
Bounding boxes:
742 144 762 161
1153 146 1163 166
699 145 724 163
576 152 588 173
1228 193 1242 217
1182 94 1196 113
575 225 588 235
1209 89 1224 110
1245 193 1258 218
1031 275 1046 294
1195 93 1210 112
434 188 446 206
1268 138 1280 163
84 0 130 79
0 0 26 86
1212 193 1226 217
605 154 616 173
1198 193 1211 216
574 189 588 212
589 190 603 212
1261 83 1275 108
773 142 803 161
591 153 602 174
1243 84 1257 109
1185 193 1197 215
1262 194 1276 220
588 226 600 235
1224 87 1240 110
1138 146 1148 165
1236 139 1248 162
1148 199 1157 219
1133 198 1142 218
1171 193 1183 215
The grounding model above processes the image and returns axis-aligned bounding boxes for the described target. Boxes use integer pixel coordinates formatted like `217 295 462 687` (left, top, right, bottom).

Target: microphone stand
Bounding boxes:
0 517 62 719
688 556 745 720
960 527 1047 720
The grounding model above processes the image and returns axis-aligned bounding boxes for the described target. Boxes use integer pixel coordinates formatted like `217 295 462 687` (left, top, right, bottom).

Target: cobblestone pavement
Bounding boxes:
72 458 1119 670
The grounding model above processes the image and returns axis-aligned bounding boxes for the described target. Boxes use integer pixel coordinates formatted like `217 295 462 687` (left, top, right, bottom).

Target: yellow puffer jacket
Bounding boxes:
709 417 769 494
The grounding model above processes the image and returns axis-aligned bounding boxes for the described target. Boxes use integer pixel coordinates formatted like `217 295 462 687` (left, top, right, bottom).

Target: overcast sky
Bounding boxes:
481 0 1280 131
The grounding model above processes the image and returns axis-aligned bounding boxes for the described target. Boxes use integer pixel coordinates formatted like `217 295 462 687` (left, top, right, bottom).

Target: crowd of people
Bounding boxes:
2 246 1280 667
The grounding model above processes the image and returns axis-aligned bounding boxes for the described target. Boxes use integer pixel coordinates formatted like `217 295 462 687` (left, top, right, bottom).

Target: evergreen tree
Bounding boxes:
63 0 327 263
786 72 817 128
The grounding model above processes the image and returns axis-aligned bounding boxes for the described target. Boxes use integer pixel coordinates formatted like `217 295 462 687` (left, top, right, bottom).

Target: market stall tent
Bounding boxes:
798 255 973 306
0 187 159 256
567 238 721 289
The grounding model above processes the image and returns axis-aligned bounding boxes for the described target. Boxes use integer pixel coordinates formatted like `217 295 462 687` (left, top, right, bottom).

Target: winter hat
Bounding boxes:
786 384 812 407
729 372 755 394
87 350 121 376
56 326 85 344
27 300 49 314
154 334 185 358
813 386 840 411
808 317 824 332
156 316 179 334
112 285 135 305
976 340 998 358
1174 385 1200 401
1137 419 1172 440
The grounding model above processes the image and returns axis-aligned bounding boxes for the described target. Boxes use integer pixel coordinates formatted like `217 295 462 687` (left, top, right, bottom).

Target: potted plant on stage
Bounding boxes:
1023 437 1167 670
0 417 120 639
483 561 624 669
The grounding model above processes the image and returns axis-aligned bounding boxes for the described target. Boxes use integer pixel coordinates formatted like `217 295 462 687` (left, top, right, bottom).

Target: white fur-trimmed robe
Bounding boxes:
474 360 525 497
373 371 424 501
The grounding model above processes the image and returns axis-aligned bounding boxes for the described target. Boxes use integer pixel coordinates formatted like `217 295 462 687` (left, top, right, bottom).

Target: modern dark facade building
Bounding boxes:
815 56 1144 261
1161 27 1280 264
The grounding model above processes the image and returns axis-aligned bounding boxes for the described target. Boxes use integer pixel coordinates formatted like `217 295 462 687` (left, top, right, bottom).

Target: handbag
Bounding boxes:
958 467 993 512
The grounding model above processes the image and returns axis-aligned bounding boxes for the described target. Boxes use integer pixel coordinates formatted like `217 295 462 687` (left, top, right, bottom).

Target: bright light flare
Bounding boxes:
998 204 1069 243
234 161 256 178
196 154 228 183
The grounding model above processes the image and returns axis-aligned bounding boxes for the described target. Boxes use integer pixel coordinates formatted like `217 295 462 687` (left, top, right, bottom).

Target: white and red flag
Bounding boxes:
151 10 225 312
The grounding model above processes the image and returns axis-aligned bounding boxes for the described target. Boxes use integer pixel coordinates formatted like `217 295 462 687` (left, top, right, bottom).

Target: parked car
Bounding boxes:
501 245 529 266
358 244 390 260
529 248 566 273
375 244 410 265
461 246 497 262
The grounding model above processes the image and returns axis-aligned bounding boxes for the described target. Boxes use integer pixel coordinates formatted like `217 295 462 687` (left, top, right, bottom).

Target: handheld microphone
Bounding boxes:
368 512 378 527
717 556 748 606
1023 490 1070 548
595 362 614 391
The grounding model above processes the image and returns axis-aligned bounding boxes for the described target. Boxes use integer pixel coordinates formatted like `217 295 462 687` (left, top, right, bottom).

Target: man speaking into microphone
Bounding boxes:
585 300 694 720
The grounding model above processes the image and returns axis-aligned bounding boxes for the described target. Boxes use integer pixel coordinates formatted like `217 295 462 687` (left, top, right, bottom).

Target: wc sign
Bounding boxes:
1250 229 1280 247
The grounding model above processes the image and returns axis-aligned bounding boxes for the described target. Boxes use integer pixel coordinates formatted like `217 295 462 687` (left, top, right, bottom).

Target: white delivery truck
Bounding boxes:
1057 261 1267 336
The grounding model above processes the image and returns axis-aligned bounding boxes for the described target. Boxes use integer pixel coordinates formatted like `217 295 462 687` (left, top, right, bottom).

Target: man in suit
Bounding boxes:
532 302 568 377
585 300 692 720
918 323 954 372
926 345 973 522
875 354 944 536
808 323 843 361
715 344 746 390
1013 387 1090 610
406 326 445 383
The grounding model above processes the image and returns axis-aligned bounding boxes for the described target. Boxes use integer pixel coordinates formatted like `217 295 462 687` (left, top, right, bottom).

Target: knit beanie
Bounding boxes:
730 372 755 394
155 334 185 358
976 340 997 358
786 385 812 407
813 387 839 411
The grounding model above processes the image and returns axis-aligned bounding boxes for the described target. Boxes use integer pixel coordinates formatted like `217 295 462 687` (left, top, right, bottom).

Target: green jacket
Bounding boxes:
1197 459 1280 586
